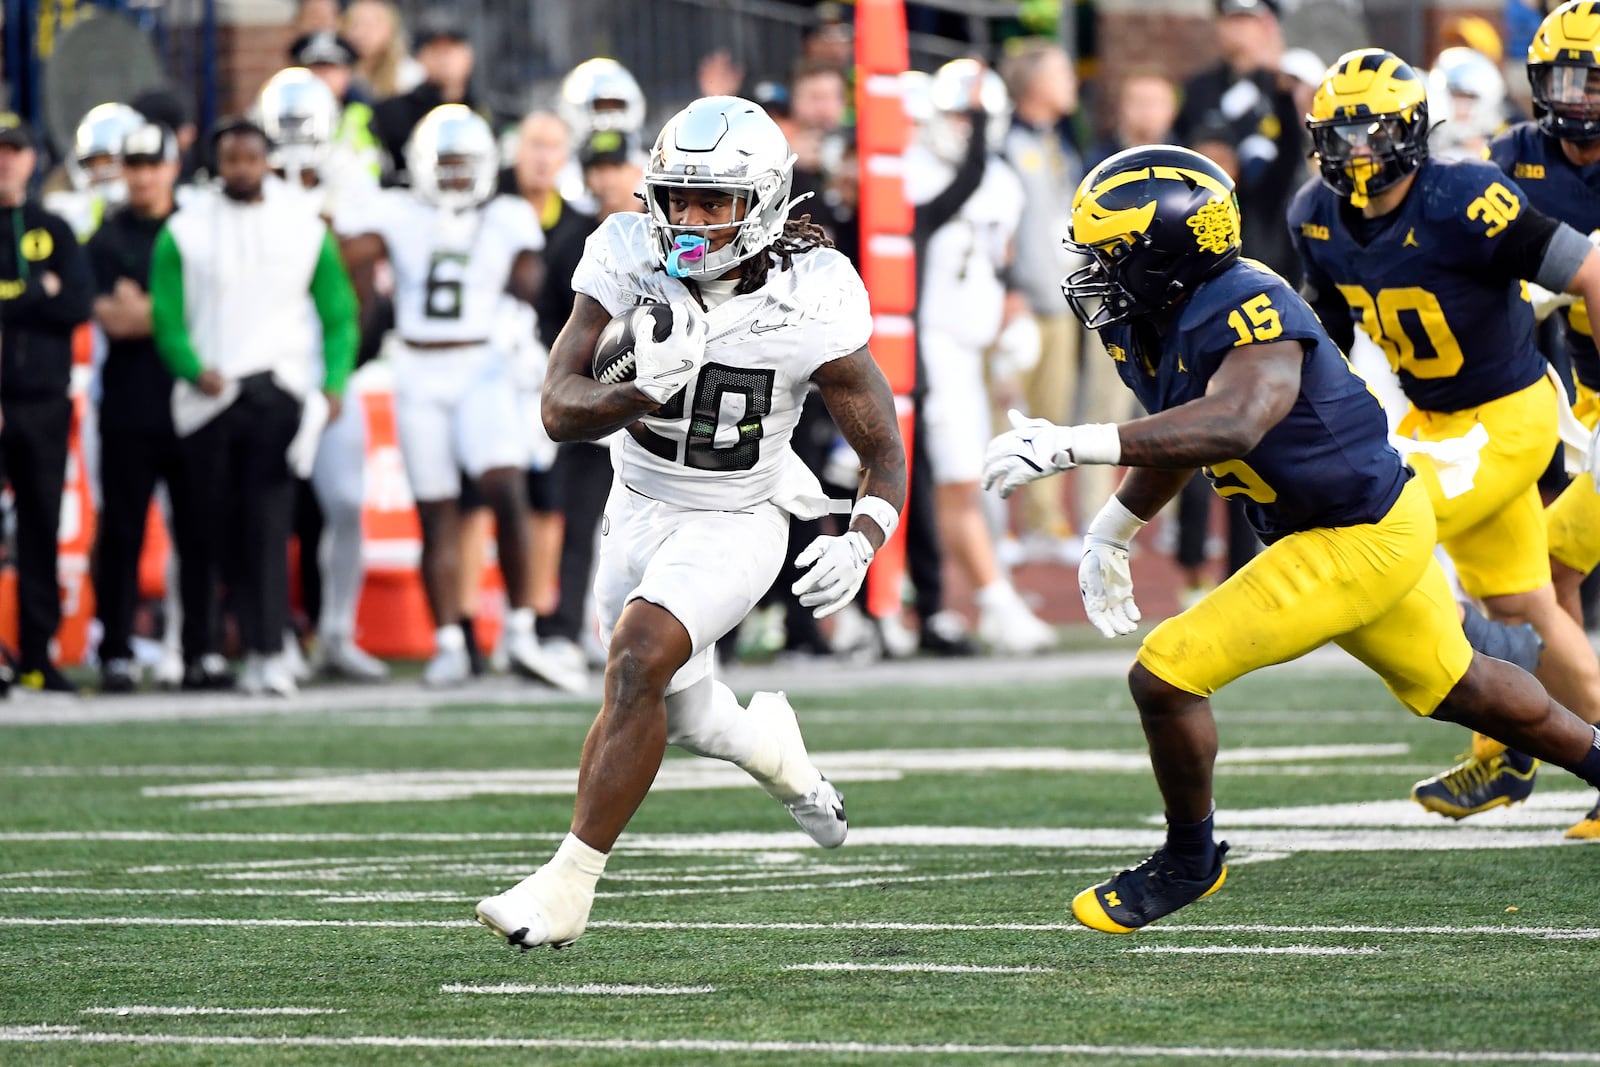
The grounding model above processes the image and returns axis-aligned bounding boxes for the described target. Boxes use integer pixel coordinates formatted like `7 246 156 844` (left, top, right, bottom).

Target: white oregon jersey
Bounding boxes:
334 191 543 343
572 211 872 511
906 143 1023 349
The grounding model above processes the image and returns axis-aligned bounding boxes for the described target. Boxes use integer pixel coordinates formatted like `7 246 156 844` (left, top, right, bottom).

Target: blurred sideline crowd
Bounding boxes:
0 0 1593 699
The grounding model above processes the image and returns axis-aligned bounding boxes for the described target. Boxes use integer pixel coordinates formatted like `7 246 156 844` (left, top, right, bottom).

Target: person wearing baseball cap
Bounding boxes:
287 28 384 178
1170 0 1304 293
0 110 93 693
370 7 478 183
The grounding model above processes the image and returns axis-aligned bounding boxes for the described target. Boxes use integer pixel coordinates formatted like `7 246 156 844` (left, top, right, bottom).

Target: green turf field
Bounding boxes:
2 654 1597 1065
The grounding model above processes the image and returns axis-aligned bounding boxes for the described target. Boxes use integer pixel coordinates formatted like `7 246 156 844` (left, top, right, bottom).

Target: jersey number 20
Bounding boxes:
635 362 775 472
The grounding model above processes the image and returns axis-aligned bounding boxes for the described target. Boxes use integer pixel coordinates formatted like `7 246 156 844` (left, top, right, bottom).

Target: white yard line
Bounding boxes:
2 917 1597 940
440 983 715 996
785 962 1055 974
81 1007 345 1017
2 1026 1598 1062
1122 946 1382 956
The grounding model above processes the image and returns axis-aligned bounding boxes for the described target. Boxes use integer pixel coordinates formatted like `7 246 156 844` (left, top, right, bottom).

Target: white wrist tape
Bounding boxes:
1068 423 1122 466
1085 494 1147 548
850 495 900 542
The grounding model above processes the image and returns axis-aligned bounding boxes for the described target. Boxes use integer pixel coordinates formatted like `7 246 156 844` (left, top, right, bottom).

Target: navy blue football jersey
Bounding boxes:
1487 122 1600 391
1287 157 1547 412
1099 259 1410 543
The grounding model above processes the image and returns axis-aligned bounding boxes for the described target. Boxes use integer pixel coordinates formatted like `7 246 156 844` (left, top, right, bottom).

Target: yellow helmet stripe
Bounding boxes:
1532 1 1600 63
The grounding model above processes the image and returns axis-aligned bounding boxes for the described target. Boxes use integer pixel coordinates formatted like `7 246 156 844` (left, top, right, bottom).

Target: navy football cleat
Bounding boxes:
1411 751 1539 820
1071 842 1229 934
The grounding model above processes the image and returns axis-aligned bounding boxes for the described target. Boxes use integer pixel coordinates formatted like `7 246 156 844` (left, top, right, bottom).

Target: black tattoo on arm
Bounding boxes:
813 346 907 551
1115 340 1304 468
542 293 664 442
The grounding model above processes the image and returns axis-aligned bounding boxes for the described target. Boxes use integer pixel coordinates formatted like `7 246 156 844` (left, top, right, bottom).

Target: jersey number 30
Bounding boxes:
635 362 775 472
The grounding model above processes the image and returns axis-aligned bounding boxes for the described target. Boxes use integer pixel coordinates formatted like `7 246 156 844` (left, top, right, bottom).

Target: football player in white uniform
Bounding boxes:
47 102 145 241
338 104 557 687
259 67 388 681
907 59 1056 655
475 96 906 951
555 57 646 214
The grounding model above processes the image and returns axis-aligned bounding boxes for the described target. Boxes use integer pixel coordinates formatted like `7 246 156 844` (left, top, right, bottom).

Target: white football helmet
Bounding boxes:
1427 47 1508 159
901 69 933 128
68 102 145 204
924 58 1010 163
558 58 646 139
258 68 340 182
406 104 498 211
644 95 802 279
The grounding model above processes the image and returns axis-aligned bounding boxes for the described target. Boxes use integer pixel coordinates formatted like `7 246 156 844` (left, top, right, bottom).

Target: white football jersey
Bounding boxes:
572 211 872 511
333 191 543 343
906 143 1023 349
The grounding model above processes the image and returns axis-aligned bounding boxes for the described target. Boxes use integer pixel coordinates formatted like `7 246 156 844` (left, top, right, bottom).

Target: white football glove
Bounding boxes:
982 410 1077 499
791 531 874 619
632 299 710 405
1078 495 1147 640
1079 538 1140 639
981 409 1122 499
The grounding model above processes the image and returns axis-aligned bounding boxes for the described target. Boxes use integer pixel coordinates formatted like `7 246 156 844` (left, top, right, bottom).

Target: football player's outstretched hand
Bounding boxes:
633 299 710 404
982 409 1076 498
1079 537 1140 639
792 531 874 619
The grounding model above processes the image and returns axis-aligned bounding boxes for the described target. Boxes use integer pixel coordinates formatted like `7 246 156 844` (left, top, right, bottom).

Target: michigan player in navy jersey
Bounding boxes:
1487 1 1600 837
981 145 1600 934
1288 49 1600 827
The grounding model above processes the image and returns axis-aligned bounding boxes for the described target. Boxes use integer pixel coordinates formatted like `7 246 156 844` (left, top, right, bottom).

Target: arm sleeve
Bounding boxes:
913 108 988 239
1483 206 1564 285
308 229 360 396
148 226 204 383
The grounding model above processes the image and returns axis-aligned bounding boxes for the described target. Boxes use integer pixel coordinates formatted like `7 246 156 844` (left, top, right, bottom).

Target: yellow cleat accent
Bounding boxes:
1565 798 1600 840
1071 887 1139 934
1471 733 1508 762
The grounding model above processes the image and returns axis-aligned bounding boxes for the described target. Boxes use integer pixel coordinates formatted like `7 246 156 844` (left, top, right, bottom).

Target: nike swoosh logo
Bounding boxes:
667 359 695 375
751 321 793 335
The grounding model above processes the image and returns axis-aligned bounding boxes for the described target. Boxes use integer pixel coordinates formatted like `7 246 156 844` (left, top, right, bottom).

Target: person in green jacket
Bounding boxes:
149 117 357 698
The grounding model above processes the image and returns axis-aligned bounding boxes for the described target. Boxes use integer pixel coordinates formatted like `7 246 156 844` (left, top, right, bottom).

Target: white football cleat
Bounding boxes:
475 865 594 951
977 583 1057 655
317 636 390 681
423 628 471 688
750 690 848 848
282 631 312 684
784 776 848 850
260 652 299 697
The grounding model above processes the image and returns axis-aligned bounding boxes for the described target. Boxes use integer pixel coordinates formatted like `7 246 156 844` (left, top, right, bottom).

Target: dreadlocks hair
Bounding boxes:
735 215 835 294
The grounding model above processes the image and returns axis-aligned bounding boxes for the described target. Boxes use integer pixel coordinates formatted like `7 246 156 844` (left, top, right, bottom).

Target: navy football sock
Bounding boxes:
1459 604 1543 674
1567 726 1600 789
1164 809 1218 876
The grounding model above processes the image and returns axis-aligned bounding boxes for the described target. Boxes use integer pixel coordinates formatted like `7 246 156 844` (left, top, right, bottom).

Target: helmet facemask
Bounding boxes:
1062 234 1178 330
646 173 785 279
643 97 802 281
1531 63 1600 142
406 106 498 213
1309 105 1429 207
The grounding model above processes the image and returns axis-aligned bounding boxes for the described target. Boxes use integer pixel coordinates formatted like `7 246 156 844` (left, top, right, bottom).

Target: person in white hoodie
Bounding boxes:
149 116 358 696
